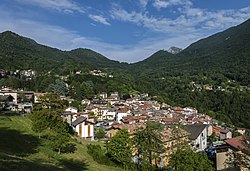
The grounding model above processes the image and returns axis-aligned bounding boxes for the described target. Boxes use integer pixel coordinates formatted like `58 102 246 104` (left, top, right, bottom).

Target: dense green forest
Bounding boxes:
0 19 249 128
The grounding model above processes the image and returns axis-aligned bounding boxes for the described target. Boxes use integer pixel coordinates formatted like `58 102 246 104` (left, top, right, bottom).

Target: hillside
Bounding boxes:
1 19 249 81
0 113 122 171
130 19 250 128
0 19 249 128
178 18 250 84
133 19 250 85
0 31 127 74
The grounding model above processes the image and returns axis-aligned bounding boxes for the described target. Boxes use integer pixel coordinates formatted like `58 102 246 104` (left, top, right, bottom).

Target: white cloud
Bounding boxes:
152 0 192 10
70 32 202 62
88 14 111 25
0 7 200 63
111 4 250 34
101 34 202 62
110 7 195 34
181 6 250 30
16 0 85 13
138 0 149 9
0 2 250 63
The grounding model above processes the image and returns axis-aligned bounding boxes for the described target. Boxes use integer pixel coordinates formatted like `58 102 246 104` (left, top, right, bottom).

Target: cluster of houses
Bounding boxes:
191 81 250 92
1 88 249 170
89 70 113 78
0 69 36 80
0 88 33 113
61 92 250 170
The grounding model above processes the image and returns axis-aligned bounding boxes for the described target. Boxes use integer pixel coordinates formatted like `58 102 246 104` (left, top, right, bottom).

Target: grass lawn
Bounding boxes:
0 114 123 171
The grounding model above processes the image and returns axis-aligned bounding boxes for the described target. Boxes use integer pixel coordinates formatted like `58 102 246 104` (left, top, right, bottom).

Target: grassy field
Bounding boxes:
0 113 123 171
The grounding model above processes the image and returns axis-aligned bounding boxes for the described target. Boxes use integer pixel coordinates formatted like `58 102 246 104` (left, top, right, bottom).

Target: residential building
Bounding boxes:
65 106 78 114
220 129 232 140
0 88 18 104
0 95 14 110
216 136 250 171
183 124 207 151
72 116 95 141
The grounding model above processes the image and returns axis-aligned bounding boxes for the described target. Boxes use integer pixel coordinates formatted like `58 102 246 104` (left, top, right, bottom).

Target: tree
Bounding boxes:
133 127 151 170
133 121 164 170
88 111 98 122
30 108 70 154
18 92 28 103
48 128 70 154
34 93 65 111
225 151 250 170
47 79 68 96
95 126 106 139
70 100 85 111
87 144 114 165
30 109 50 138
45 110 70 154
168 147 213 171
106 129 133 169
209 132 217 142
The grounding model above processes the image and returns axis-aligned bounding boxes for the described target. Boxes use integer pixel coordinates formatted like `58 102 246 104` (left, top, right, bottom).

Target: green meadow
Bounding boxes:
0 113 122 171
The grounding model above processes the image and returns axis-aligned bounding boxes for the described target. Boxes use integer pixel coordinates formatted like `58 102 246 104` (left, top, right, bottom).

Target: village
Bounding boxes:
0 87 249 170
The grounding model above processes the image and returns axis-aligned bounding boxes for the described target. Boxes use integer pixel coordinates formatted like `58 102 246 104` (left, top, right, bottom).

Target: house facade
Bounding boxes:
216 136 250 171
72 116 94 141
65 106 78 114
183 124 207 151
0 88 18 104
220 129 232 140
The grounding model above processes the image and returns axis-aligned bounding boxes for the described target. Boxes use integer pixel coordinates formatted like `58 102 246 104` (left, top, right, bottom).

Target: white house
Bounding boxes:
183 107 197 115
81 99 91 106
99 92 108 99
18 102 33 113
0 88 18 104
103 108 116 121
98 107 108 121
109 92 119 100
34 93 46 103
235 128 246 135
72 116 94 141
184 124 207 151
116 107 130 123
220 129 232 140
65 106 78 114
207 124 213 137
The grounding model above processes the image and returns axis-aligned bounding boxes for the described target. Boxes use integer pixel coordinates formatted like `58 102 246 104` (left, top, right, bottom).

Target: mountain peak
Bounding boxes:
0 30 38 45
167 46 183 54
1 30 19 37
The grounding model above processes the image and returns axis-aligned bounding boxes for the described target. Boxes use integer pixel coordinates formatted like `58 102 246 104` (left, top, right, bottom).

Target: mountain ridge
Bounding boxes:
0 30 127 72
167 46 183 54
1 17 249 67
0 19 249 128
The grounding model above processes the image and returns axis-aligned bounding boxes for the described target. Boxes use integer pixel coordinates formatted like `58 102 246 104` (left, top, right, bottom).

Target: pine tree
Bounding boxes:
133 121 164 170
168 147 213 171
106 129 133 169
30 109 50 138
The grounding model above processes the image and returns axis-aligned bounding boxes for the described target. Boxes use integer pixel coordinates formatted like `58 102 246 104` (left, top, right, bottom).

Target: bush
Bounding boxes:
95 127 106 139
86 144 115 166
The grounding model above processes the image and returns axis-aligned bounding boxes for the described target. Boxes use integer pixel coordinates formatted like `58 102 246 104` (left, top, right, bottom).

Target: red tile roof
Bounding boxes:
212 126 222 136
225 136 250 154
111 123 146 134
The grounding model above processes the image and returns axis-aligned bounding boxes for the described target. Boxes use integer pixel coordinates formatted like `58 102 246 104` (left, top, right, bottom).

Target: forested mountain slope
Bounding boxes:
0 19 249 128
133 19 250 85
0 31 127 74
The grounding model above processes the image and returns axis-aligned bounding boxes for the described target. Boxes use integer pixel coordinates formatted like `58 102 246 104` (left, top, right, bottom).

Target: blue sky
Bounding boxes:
0 0 249 62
